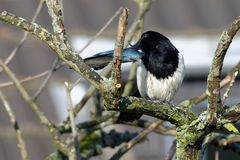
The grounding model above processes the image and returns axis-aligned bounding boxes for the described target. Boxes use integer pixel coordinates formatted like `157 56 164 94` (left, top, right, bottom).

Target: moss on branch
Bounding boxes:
105 96 197 126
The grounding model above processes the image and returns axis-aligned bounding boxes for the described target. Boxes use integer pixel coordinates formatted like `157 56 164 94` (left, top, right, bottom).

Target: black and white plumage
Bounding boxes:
84 31 185 121
134 31 184 101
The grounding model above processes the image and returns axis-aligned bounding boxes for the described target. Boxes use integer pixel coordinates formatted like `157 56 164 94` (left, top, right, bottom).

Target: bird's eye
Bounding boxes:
138 49 143 53
142 33 149 39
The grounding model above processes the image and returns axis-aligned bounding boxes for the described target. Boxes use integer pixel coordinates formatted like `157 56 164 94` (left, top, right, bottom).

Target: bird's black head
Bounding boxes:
133 31 179 79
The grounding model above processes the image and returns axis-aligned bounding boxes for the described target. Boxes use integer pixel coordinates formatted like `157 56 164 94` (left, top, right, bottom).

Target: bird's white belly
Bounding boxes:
136 54 184 101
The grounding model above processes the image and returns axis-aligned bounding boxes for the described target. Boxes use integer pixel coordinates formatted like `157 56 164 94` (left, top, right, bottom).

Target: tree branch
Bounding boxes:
125 0 157 45
0 71 48 89
45 0 70 47
0 10 103 89
222 70 239 104
179 62 240 109
78 7 123 53
110 96 196 126
164 140 176 160
207 16 240 123
0 91 29 160
0 60 69 155
203 133 240 154
119 119 176 136
0 0 45 73
111 8 128 107
110 120 163 160
65 82 81 160
32 57 60 101
218 103 240 125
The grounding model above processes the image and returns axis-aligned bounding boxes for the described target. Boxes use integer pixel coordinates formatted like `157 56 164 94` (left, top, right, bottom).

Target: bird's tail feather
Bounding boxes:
84 55 113 70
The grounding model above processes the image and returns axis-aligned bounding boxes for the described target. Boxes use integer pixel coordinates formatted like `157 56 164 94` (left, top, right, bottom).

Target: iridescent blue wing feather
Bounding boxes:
84 48 141 69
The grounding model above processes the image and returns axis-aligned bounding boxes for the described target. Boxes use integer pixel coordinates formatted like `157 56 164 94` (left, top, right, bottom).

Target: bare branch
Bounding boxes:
164 140 176 160
122 63 138 96
78 7 123 53
0 60 69 154
65 82 81 160
119 119 176 136
33 58 60 101
110 120 162 160
218 103 240 125
0 71 48 89
179 62 240 109
203 133 240 154
222 70 239 104
125 0 157 46
0 91 29 160
0 0 45 73
59 112 116 134
0 10 103 89
207 16 240 123
111 8 128 105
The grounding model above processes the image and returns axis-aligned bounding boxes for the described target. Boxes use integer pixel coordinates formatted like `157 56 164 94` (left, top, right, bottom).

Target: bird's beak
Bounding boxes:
122 47 142 62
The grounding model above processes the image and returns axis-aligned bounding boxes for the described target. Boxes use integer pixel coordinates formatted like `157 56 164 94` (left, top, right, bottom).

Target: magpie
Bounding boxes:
84 31 185 121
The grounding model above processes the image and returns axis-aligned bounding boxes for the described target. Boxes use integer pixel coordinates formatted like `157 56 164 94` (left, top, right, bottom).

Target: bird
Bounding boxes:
84 31 185 121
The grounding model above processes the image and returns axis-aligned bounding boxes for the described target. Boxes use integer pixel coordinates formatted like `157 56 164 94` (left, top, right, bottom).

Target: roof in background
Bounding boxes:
1 0 240 36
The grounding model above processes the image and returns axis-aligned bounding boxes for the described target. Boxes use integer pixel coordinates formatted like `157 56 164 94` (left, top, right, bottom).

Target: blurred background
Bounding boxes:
0 0 240 159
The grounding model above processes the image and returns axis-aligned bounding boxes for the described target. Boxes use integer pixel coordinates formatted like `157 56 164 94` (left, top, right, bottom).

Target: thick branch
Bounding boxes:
207 16 240 122
0 10 103 90
45 0 70 47
107 96 196 126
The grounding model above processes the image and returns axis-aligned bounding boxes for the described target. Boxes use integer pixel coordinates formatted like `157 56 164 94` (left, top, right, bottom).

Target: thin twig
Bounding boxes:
0 59 69 154
203 132 240 155
110 120 163 160
32 57 60 101
120 120 176 136
122 63 138 96
59 112 116 134
164 139 176 160
91 92 103 120
222 70 239 104
66 78 82 92
0 0 45 73
124 0 156 46
179 62 240 109
111 8 128 103
65 82 81 160
0 91 29 160
0 71 48 89
78 7 123 53
59 63 113 128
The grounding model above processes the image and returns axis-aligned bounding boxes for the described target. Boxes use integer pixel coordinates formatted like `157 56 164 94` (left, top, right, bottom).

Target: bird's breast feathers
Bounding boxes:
137 53 184 101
